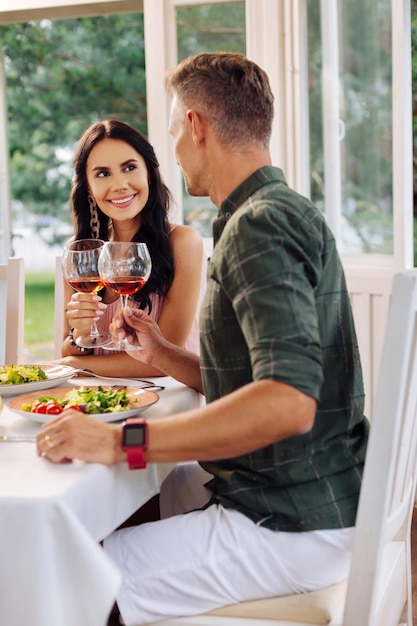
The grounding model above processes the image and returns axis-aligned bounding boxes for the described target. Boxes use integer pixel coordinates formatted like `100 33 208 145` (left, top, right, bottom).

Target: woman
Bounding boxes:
58 119 203 378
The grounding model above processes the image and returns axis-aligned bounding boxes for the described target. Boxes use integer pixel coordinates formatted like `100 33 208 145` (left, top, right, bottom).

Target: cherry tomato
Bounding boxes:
32 402 47 414
66 405 84 413
45 401 63 415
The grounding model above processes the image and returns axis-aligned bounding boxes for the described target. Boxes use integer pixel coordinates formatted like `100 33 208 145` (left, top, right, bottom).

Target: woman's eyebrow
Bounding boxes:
91 158 139 172
121 158 139 167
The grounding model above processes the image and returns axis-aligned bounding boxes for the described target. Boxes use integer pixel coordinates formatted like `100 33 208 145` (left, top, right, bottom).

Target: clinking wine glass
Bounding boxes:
98 241 152 351
62 238 112 349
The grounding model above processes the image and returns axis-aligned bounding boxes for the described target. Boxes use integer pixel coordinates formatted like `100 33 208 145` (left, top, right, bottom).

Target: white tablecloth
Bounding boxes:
0 376 201 626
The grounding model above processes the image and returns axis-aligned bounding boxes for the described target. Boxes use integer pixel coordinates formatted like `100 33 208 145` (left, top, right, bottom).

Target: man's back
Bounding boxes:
199 165 368 531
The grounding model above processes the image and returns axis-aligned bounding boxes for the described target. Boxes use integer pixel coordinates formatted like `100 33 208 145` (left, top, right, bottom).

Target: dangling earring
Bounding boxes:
88 194 100 239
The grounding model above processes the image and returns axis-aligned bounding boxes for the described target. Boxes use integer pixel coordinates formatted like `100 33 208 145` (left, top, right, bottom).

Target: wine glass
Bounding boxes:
62 239 112 349
98 241 152 351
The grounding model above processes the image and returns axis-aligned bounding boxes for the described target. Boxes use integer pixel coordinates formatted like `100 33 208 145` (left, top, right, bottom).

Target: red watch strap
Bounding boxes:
125 446 147 470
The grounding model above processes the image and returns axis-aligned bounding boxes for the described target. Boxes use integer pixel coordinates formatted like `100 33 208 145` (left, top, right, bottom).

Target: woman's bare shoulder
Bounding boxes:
168 223 203 247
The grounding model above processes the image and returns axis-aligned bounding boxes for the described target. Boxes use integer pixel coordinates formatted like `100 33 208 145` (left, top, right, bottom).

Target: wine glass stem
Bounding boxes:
120 295 128 309
90 319 101 338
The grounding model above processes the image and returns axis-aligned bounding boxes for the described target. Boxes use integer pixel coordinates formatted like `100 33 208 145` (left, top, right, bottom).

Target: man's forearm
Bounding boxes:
151 342 203 393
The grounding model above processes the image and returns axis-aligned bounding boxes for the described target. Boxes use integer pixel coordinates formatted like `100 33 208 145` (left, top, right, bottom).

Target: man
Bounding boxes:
38 53 369 626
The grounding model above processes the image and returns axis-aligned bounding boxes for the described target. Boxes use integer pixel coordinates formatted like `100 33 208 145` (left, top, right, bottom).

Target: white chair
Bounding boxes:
0 257 25 365
155 270 417 626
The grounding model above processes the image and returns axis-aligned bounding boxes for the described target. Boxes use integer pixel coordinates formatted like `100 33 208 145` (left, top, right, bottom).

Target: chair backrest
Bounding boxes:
0 257 25 365
54 255 64 358
343 270 417 626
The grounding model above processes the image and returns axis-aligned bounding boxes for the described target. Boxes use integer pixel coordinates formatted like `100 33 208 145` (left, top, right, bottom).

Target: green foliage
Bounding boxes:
176 3 245 59
0 14 146 225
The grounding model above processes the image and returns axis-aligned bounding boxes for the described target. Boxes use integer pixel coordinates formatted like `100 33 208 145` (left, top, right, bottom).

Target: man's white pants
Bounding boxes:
103 462 354 626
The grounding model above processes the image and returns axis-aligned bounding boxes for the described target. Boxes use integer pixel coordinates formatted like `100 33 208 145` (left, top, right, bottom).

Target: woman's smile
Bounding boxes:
107 193 138 207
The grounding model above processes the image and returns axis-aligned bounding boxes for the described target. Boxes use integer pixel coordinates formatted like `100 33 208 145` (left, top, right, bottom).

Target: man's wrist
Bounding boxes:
151 340 182 376
113 425 128 465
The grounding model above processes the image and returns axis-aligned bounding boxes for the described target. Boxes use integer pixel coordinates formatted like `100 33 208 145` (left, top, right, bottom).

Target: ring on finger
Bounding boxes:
44 434 55 449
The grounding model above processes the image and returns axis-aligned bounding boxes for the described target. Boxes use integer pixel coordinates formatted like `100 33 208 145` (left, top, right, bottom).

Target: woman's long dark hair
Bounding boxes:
70 119 175 311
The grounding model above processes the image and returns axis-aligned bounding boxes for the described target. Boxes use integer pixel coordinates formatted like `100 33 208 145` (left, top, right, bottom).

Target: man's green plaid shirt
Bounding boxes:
199 166 369 532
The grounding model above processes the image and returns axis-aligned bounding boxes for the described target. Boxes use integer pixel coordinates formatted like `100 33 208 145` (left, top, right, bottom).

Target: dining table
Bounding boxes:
0 373 202 626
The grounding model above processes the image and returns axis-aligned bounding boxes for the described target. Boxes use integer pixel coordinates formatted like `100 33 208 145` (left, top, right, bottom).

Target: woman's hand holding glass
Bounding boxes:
98 241 152 351
65 290 107 340
62 238 112 349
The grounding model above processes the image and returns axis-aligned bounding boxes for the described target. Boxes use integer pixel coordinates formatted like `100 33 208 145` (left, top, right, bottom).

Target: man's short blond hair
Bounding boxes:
164 52 274 150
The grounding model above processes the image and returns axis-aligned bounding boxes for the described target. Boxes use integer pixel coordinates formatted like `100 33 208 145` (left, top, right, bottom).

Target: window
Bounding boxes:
144 0 411 266
308 0 393 257
175 1 246 238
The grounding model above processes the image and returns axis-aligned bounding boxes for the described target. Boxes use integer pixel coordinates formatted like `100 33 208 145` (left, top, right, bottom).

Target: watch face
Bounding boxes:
123 424 147 447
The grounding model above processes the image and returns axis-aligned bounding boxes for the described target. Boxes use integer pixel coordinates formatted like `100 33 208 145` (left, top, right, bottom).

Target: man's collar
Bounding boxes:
219 166 287 218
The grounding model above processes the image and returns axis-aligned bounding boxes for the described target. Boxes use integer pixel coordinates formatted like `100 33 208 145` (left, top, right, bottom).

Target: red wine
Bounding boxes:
67 278 105 294
105 277 146 296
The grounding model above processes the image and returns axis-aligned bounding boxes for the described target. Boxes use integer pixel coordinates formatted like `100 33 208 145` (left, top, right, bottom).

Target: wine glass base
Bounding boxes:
99 340 144 352
75 333 113 349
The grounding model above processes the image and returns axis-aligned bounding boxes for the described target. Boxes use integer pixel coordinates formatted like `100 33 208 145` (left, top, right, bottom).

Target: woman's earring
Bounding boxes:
88 194 100 239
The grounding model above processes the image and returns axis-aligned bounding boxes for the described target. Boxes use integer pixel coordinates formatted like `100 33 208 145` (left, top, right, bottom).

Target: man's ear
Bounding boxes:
187 109 206 146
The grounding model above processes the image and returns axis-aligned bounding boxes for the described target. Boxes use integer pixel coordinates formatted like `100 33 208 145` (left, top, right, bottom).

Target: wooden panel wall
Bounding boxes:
345 267 394 419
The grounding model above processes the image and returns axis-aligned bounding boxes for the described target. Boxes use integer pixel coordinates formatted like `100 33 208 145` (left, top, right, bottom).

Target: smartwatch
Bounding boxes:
122 418 149 470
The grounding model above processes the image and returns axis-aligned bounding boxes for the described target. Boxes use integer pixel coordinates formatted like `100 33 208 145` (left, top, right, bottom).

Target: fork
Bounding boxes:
70 368 165 391
0 436 37 443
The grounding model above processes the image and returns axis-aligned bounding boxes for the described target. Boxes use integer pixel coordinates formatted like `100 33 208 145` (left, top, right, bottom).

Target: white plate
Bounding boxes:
0 364 77 397
8 386 159 423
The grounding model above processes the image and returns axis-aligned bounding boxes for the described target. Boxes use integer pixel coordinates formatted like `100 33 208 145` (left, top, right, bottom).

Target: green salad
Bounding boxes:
22 385 135 415
0 364 48 386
